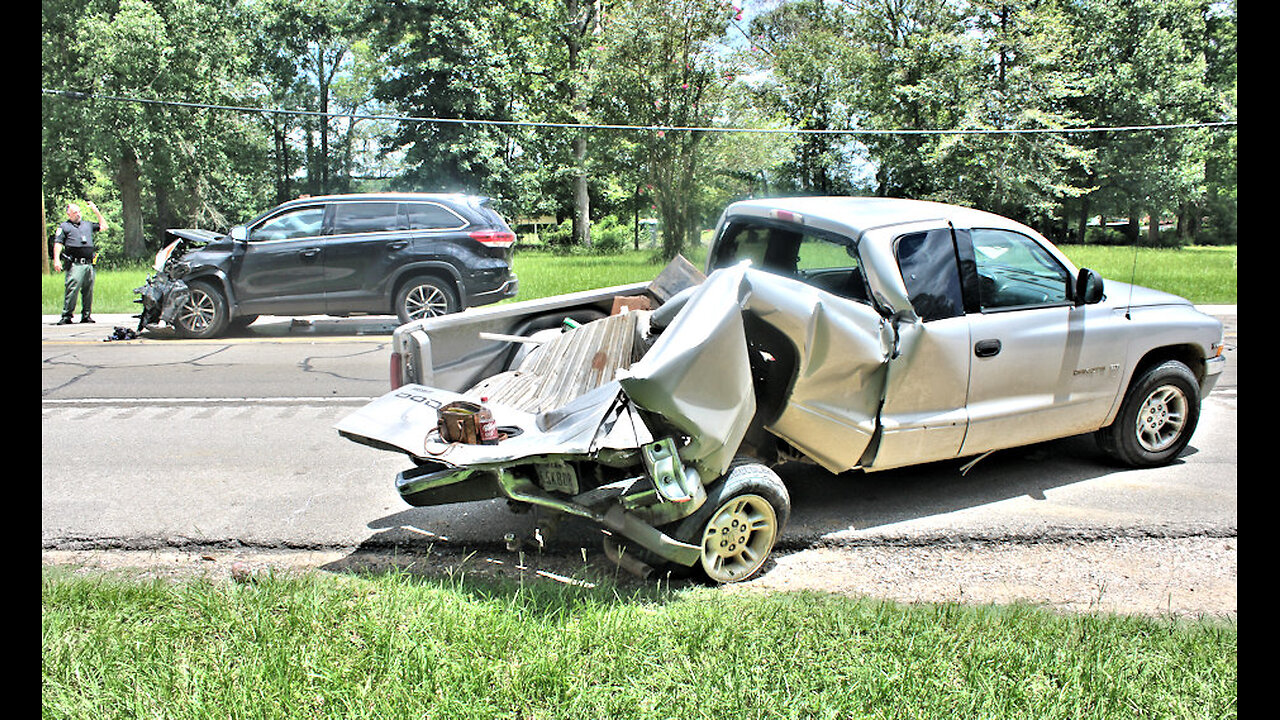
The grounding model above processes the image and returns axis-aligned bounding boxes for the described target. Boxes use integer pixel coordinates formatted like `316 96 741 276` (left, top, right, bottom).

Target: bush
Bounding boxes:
591 215 630 254
1083 226 1129 246
538 216 633 255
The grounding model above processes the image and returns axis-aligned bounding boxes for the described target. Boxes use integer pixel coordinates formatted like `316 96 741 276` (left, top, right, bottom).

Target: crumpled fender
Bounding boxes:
619 265 757 479
337 263 893 479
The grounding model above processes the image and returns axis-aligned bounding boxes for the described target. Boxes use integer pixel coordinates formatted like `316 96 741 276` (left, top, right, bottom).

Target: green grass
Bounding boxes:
41 244 1234 315
1059 245 1237 305
508 245 708 303
42 566 1235 720
42 263 153 315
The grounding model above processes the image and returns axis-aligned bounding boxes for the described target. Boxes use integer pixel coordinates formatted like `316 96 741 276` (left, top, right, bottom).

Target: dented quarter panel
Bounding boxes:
735 268 893 473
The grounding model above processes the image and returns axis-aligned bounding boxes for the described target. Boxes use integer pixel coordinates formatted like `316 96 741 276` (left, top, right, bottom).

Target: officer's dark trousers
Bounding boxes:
62 263 95 320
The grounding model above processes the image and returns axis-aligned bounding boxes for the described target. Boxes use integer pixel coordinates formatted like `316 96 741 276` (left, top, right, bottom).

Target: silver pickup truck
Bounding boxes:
337 197 1225 583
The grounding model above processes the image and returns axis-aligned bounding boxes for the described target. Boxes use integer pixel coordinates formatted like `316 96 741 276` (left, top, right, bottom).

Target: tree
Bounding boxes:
923 0 1094 230
590 0 738 259
252 0 378 197
43 0 268 259
1063 0 1219 244
746 0 865 194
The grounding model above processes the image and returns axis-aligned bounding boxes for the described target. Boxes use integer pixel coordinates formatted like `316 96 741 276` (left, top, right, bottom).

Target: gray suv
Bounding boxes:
135 193 518 338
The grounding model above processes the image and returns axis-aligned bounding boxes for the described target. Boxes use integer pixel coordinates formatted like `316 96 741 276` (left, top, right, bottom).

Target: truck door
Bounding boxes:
867 224 974 470
956 228 1121 455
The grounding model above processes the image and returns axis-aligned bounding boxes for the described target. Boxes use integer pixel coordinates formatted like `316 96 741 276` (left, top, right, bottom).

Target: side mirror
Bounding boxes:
230 225 248 242
1075 268 1104 306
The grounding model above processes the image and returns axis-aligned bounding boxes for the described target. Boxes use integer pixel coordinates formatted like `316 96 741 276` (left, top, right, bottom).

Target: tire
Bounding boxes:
1096 360 1201 468
174 280 229 339
395 276 458 324
671 459 791 584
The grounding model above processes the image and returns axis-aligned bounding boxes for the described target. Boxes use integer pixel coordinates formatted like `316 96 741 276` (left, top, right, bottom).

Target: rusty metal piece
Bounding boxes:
437 400 499 444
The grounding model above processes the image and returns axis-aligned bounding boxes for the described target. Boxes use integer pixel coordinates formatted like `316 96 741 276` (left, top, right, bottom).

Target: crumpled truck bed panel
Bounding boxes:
337 264 895 479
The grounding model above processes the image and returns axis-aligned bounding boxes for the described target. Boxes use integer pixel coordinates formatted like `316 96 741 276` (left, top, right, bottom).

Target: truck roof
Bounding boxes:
723 196 1040 241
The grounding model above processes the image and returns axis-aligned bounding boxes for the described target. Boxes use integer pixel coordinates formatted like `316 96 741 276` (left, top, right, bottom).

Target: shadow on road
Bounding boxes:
322 431 1189 580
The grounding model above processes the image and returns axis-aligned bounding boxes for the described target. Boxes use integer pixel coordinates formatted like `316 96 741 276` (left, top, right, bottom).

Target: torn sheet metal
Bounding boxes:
337 263 894 478
737 269 895 473
618 265 757 479
335 381 651 467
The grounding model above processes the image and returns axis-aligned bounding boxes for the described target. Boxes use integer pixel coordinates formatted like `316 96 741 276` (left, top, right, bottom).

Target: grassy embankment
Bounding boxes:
41 244 1236 314
43 566 1235 719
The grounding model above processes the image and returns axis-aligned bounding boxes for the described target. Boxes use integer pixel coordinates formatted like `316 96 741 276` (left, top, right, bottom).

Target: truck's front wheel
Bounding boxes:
1096 360 1201 467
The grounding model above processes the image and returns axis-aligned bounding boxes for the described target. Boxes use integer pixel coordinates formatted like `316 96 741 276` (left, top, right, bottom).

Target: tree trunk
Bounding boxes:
42 193 50 274
573 135 591 247
1077 195 1090 244
116 146 146 259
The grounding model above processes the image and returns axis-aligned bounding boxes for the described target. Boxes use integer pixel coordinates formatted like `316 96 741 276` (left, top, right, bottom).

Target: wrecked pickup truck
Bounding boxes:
336 196 1226 583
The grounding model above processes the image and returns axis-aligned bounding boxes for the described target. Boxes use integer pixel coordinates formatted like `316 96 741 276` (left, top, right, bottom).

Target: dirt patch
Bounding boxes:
734 536 1237 619
43 535 1235 620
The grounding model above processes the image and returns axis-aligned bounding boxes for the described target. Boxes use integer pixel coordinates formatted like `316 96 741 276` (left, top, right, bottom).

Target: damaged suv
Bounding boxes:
135 193 518 338
336 197 1226 583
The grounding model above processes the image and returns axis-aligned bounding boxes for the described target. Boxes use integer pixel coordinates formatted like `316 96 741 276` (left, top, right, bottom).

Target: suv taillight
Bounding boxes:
469 229 515 248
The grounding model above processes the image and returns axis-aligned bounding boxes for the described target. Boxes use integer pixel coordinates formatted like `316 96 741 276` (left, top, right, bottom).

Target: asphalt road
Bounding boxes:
42 309 1237 563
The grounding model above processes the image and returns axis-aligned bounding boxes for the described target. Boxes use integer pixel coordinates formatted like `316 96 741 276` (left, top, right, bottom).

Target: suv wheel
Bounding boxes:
175 280 229 339
395 276 458 324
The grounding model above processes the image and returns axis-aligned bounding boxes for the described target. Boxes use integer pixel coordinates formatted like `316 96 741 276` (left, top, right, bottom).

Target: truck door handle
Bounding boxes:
386 241 408 251
974 339 1002 358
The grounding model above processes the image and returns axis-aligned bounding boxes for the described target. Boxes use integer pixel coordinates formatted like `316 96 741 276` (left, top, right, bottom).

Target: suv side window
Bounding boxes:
894 229 965 322
332 202 402 235
970 229 1071 309
406 202 466 231
252 206 325 242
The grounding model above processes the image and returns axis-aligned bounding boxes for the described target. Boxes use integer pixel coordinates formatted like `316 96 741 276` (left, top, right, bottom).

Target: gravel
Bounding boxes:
42 534 1236 620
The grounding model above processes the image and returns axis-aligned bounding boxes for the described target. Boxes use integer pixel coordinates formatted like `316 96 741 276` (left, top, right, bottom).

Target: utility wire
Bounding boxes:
42 87 1238 136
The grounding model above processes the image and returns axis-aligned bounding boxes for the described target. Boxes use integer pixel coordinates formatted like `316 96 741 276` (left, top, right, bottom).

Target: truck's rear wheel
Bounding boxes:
672 459 790 584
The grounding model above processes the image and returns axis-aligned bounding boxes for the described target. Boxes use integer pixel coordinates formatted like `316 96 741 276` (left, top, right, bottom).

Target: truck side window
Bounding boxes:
895 229 965 321
970 229 1070 309
713 221 868 302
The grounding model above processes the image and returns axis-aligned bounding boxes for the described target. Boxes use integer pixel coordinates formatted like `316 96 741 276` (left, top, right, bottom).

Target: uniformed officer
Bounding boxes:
53 201 108 325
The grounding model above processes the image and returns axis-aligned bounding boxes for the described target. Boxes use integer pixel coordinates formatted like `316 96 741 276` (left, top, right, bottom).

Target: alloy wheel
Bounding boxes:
1135 384 1188 453
698 494 778 583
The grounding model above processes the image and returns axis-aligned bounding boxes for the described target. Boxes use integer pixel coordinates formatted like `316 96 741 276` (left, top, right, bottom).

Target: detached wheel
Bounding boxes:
395 276 458 324
174 280 229 339
673 459 791 584
1096 360 1201 467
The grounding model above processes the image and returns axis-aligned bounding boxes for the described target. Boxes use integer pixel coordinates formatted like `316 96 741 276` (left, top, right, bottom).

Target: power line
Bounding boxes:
42 87 1238 136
